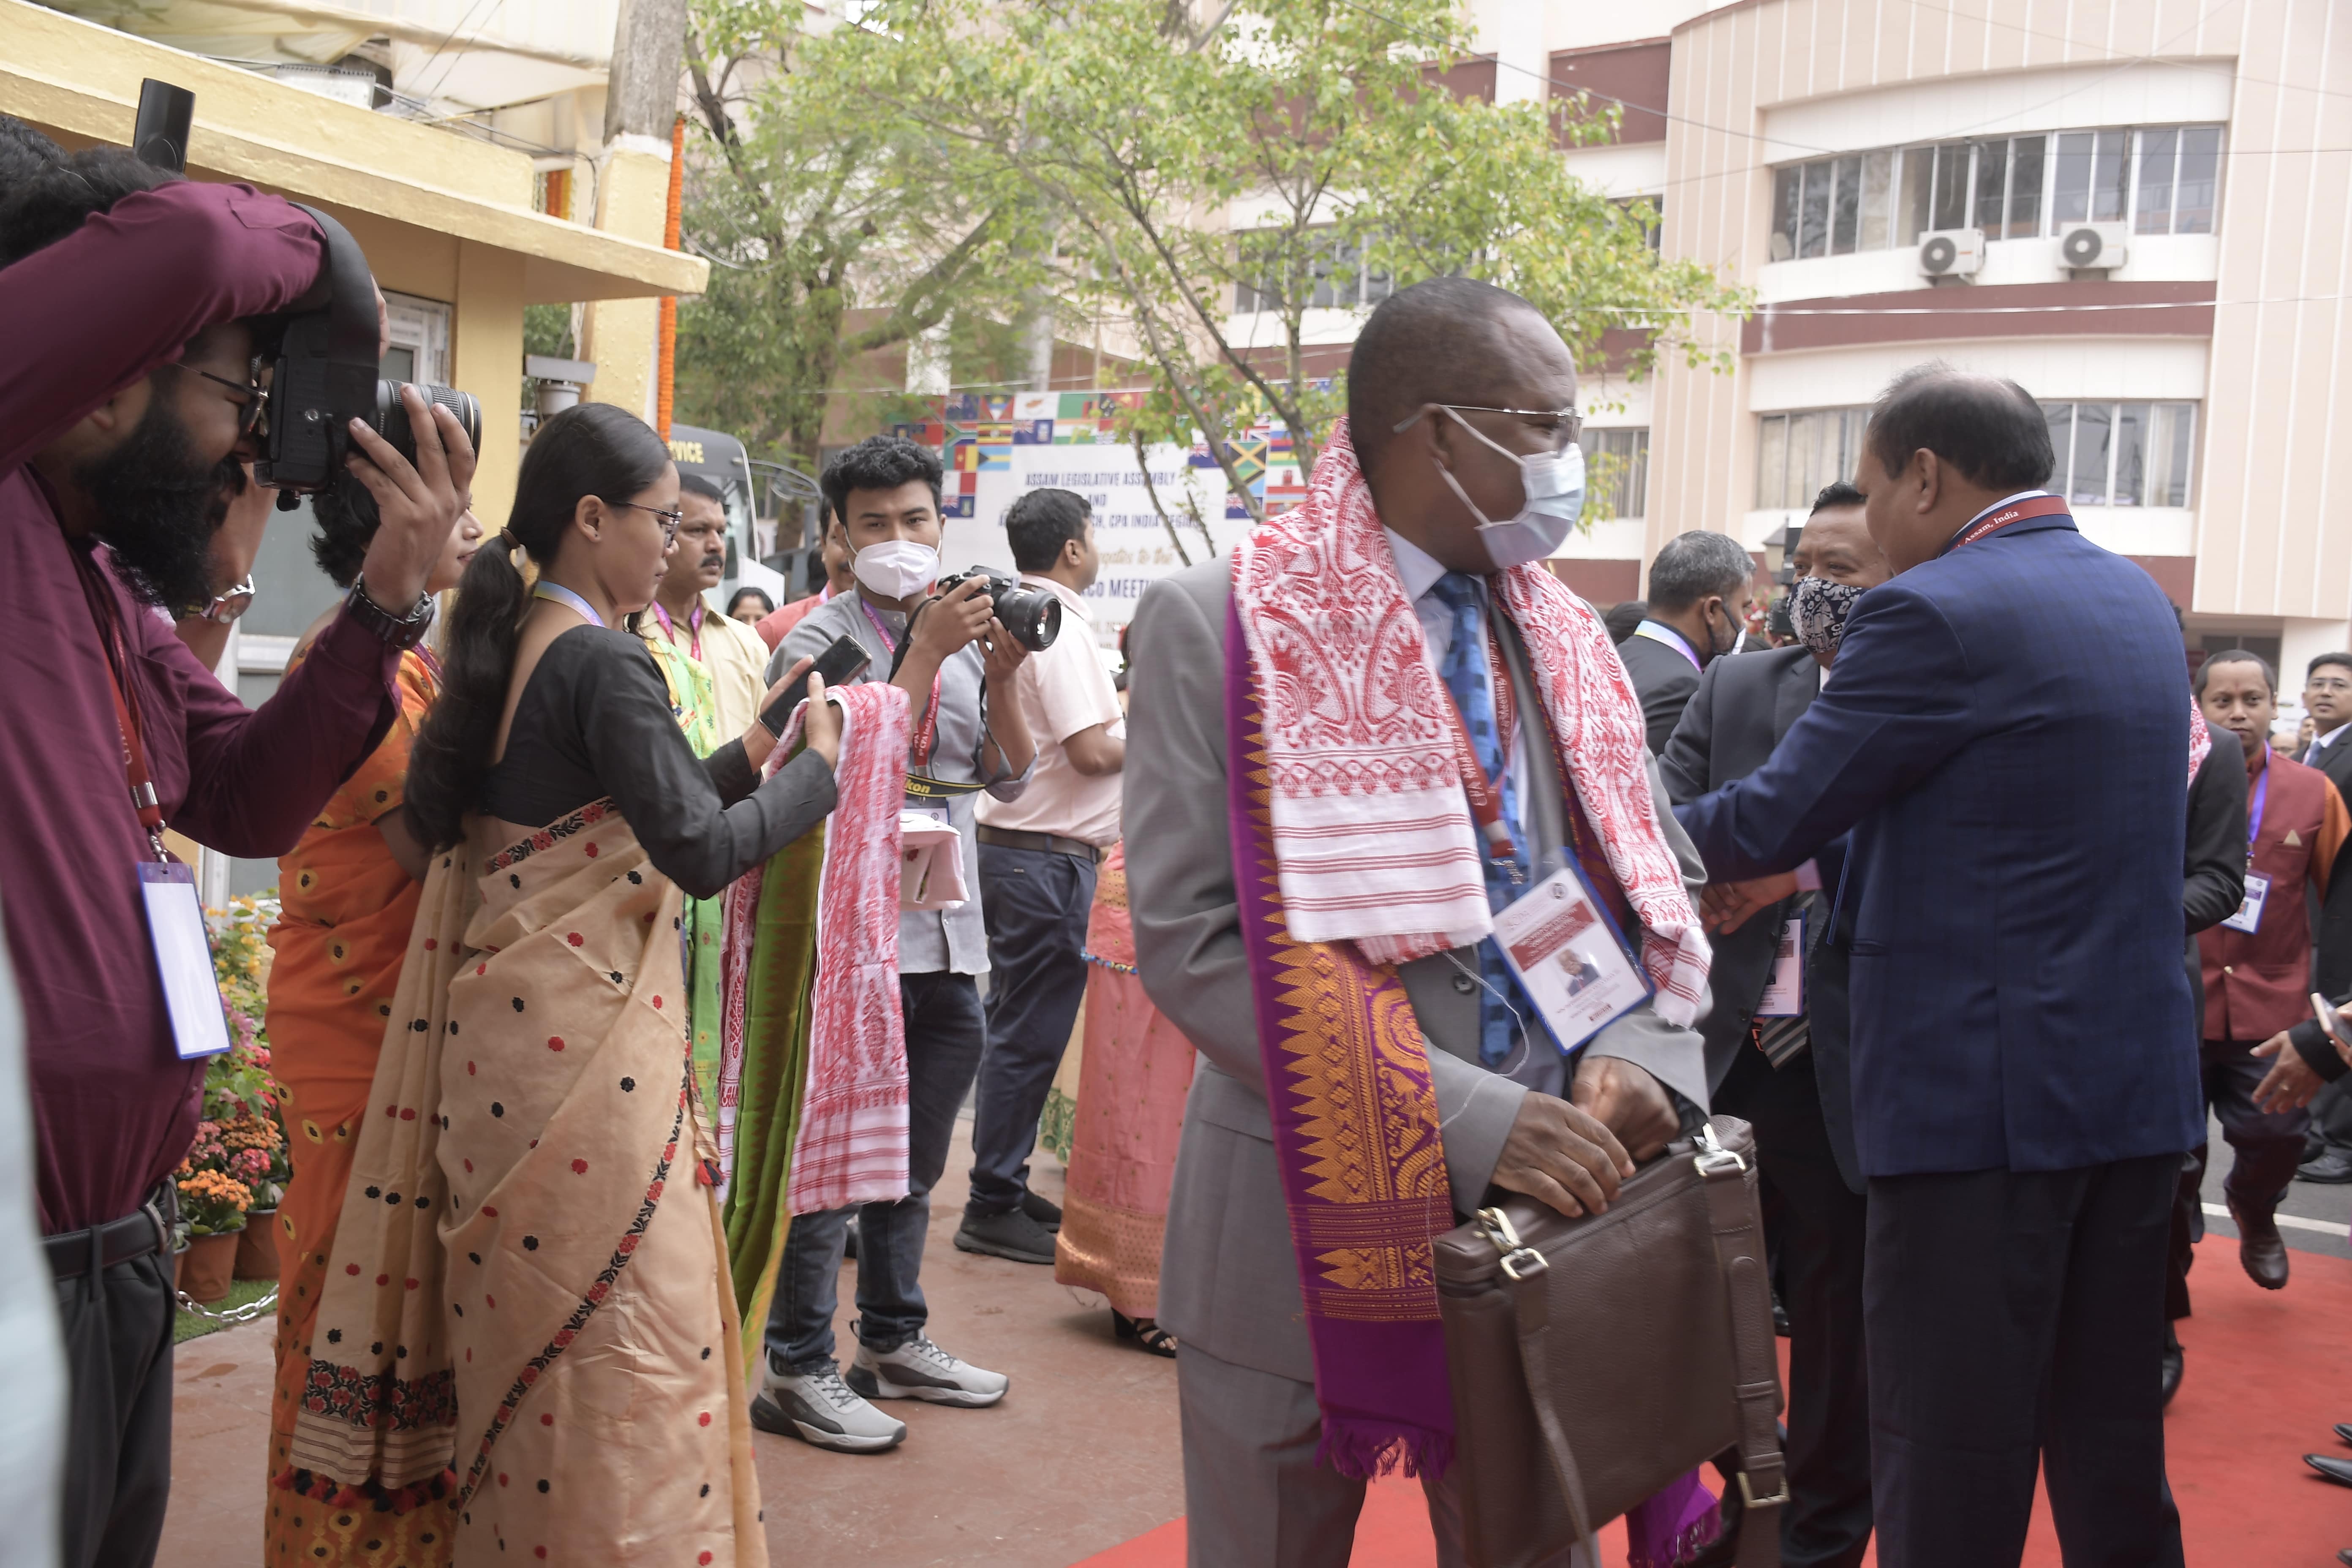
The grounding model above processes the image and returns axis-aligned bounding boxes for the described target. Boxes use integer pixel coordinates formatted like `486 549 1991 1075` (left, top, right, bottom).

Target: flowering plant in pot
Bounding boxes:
174 1167 252 1304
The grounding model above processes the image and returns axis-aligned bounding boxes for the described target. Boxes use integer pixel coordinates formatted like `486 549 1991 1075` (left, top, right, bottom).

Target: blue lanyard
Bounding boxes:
533 582 606 628
2246 760 2270 864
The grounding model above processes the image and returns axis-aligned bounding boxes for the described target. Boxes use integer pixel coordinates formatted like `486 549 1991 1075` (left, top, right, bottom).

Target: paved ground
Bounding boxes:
163 1117 1187 1568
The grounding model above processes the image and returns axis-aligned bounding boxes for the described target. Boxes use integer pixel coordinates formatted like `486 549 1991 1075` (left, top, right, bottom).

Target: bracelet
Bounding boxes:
345 574 434 650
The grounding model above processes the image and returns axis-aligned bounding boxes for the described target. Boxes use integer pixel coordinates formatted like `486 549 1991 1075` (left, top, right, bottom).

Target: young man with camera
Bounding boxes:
0 125 472 1568
959 488 1125 1263
762 434 1036 1453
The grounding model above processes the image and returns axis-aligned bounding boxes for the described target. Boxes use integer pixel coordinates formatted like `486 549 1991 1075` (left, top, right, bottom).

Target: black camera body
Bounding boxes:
258 204 480 501
936 568 1062 653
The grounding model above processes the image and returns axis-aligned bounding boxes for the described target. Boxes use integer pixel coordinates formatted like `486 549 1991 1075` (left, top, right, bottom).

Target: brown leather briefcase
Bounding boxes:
1433 1116 1787 1568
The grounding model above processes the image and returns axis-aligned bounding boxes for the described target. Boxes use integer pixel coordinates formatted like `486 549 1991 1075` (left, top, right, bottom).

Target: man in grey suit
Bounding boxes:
1124 278 1713 1566
1658 483 1890 1568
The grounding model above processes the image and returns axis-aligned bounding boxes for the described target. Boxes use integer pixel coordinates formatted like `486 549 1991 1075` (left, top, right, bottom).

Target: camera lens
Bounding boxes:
373 380 483 464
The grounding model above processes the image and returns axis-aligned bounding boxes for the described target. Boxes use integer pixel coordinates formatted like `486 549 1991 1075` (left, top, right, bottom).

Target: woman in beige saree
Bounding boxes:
281 404 841 1566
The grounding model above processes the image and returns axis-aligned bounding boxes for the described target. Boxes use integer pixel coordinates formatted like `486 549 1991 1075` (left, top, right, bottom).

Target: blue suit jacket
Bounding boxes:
1676 515 2201 1178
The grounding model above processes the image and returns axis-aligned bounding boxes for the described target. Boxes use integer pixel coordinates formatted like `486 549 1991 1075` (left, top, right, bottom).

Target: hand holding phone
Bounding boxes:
760 634 871 740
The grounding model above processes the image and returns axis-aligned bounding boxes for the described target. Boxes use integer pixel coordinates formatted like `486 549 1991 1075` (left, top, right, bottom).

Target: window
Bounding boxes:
1767 125 2223 259
2039 402 2197 506
1233 229 1396 314
1579 427 1650 518
1754 408 1870 512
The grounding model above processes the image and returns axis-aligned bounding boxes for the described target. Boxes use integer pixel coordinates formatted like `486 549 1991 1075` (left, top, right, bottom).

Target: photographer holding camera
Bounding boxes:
0 123 472 1568
762 434 1035 1454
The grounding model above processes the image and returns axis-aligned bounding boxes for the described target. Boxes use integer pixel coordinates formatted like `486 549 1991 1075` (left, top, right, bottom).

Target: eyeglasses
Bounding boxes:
1397 403 1584 455
612 501 684 546
2310 677 2352 694
171 362 270 437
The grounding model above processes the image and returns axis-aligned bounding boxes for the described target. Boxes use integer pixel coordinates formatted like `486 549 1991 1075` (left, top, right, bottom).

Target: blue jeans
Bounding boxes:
763 971 988 1373
966 843 1097 1216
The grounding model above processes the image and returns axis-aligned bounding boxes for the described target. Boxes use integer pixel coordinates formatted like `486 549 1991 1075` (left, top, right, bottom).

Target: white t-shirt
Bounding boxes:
975 574 1126 845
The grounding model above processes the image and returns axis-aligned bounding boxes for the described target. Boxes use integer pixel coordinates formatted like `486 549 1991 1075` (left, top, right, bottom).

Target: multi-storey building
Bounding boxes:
1282 0 2352 679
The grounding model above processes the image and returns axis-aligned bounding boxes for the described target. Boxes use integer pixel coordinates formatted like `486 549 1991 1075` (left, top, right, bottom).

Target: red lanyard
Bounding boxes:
71 550 168 861
1946 493 2071 553
859 597 944 770
650 599 703 662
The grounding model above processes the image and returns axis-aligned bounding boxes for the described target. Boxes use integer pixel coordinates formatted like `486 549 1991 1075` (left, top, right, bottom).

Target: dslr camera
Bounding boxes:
126 81 479 507
257 204 480 506
935 568 1062 653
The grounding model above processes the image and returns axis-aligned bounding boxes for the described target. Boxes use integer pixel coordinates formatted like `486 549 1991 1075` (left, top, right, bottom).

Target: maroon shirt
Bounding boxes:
0 180 401 1233
2199 747 2341 1043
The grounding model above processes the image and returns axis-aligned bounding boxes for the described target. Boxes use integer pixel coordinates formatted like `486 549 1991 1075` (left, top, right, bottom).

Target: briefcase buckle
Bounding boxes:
1474 1206 1548 1282
1738 1470 1791 1509
1692 1121 1748 1178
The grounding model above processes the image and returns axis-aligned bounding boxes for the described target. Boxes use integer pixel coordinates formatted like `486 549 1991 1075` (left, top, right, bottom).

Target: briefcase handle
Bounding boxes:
1481 1122 1787 1568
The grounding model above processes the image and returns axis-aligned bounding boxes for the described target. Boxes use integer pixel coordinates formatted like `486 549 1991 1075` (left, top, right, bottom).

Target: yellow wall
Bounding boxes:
455 244 528 530
581 146 675 425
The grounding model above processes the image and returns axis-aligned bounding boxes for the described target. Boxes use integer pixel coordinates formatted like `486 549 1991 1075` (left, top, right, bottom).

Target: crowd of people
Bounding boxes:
7 111 2352 1568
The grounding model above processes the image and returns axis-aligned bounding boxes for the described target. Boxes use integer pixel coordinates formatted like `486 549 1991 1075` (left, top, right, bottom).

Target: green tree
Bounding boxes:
673 0 1045 468
842 0 1749 525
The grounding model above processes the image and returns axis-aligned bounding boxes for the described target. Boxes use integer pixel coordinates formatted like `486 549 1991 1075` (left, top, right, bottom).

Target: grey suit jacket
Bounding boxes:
1123 557 1711 1384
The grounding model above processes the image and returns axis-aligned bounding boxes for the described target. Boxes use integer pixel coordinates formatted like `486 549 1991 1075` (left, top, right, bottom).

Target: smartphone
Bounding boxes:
2314 993 2352 1049
761 634 871 739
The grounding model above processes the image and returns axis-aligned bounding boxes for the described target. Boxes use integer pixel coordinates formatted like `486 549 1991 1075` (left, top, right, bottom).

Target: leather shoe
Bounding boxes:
2335 1422 2352 1446
2232 1200 2289 1289
2308 1454 2352 1487
2336 1550 2351 1566
2301 1150 2352 1184
2161 1327 2183 1407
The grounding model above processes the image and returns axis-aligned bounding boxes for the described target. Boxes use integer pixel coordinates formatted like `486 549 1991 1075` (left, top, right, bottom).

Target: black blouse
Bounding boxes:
481 626 835 899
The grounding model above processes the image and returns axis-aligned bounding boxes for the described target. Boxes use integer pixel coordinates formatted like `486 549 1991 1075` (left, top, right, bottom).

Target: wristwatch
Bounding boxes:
346 573 435 649
199 574 256 625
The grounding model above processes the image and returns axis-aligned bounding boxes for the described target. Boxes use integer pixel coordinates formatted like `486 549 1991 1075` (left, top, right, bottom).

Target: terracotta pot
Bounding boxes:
172 1239 190 1294
235 1209 281 1281
180 1231 240 1304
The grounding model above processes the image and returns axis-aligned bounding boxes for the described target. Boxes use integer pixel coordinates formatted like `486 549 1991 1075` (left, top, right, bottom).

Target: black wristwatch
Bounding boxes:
346 574 435 649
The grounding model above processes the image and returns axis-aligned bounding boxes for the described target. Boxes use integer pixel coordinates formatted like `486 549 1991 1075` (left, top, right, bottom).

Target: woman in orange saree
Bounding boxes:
281 405 840 1568
263 486 480 1566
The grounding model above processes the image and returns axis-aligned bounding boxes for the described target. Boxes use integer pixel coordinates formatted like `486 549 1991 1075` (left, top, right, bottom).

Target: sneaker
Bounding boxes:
847 1333 1008 1407
1021 1190 1063 1231
749 1356 907 1453
955 1205 1057 1264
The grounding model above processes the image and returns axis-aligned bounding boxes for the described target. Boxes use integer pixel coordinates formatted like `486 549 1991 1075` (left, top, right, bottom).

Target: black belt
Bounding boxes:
976 825 1103 863
46 1193 171 1281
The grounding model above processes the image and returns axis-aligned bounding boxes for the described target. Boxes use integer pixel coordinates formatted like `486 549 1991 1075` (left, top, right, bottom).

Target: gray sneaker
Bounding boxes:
846 1333 1009 1407
954 1204 1057 1263
750 1357 907 1452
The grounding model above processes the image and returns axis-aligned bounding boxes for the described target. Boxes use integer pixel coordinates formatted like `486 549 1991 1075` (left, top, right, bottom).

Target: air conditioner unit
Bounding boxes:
2058 221 2130 272
1916 227 1984 280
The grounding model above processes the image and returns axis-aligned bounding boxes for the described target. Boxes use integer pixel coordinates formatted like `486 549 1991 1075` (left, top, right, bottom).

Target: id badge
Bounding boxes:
2222 871 2270 935
137 863 232 1059
1756 912 1804 1017
1491 864 1653 1055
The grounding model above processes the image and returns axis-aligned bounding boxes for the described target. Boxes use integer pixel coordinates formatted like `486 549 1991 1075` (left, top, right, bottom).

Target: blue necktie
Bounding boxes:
1429 573 1538 1067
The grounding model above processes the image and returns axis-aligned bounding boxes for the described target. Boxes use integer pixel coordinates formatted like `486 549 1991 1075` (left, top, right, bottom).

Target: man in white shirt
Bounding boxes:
958 489 1127 1263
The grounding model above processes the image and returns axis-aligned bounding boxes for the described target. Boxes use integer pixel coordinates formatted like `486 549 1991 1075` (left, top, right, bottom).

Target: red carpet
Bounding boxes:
1073 1236 2352 1566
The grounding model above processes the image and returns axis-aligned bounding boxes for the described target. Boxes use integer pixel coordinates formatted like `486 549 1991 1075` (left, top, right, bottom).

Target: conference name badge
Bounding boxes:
1491 865 1652 1055
1756 911 1805 1017
138 862 233 1060
2222 871 2270 935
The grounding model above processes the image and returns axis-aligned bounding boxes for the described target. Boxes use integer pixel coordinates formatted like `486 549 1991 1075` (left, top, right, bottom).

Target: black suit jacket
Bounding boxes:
1619 631 1702 757
1660 644 1864 1191
2303 738 2352 995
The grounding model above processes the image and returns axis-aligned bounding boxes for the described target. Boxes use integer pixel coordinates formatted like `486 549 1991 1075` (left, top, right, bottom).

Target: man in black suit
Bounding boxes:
2294 652 2352 1182
1621 529 1757 753
1659 482 1889 1568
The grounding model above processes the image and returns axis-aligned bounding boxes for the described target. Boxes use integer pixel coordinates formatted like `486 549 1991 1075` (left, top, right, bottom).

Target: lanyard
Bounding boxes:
1632 620 1702 672
650 599 703 661
534 582 607 627
859 596 945 771
2246 759 2270 864
1944 493 2072 553
70 550 169 862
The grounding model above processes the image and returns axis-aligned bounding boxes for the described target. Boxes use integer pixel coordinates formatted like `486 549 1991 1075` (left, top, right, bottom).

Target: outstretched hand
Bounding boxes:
346 385 475 612
1701 871 1800 934
2251 1031 2325 1113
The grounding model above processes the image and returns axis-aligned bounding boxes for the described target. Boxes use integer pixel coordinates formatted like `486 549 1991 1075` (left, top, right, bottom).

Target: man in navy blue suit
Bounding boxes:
1677 365 2197 1568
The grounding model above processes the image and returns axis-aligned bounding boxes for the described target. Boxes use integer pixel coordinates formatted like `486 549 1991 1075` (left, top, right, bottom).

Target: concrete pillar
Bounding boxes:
1485 0 1546 106
580 141 671 427
454 240 526 526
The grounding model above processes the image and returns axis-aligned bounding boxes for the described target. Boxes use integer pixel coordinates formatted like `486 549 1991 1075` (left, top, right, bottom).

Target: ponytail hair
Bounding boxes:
406 402 674 848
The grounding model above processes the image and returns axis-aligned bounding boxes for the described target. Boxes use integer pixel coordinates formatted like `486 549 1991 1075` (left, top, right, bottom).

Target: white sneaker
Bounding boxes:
750 1357 907 1452
846 1333 1009 1407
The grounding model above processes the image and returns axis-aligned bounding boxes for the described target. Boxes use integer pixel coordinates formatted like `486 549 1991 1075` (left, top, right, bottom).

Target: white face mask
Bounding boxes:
852 539 940 601
1427 407 1585 571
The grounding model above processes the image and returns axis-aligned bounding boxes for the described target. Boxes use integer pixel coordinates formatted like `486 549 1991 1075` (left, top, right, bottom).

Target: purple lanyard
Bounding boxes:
650 599 702 661
2246 761 2270 865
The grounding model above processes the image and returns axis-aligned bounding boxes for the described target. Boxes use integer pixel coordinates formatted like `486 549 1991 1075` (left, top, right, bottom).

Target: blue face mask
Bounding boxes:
1427 408 1586 571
